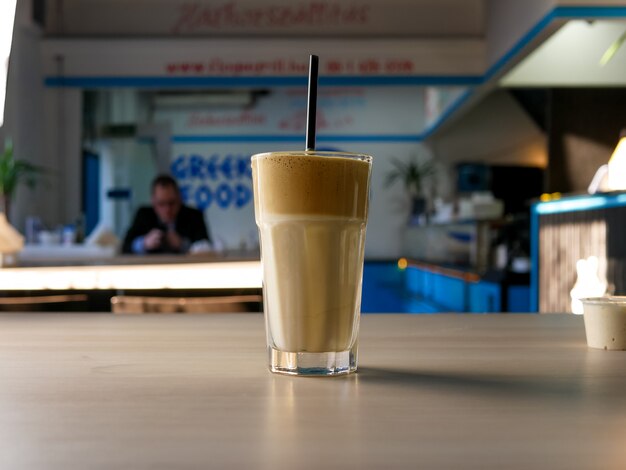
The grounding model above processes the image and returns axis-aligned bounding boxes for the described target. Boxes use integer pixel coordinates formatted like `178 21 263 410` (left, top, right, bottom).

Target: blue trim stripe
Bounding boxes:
321 76 482 86
44 75 482 88
172 135 300 143
171 134 423 143
530 203 540 313
535 193 626 215
45 76 306 88
554 5 626 18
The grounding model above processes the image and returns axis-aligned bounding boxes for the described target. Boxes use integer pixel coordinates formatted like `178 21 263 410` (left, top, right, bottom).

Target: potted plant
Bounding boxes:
384 155 436 218
0 140 45 222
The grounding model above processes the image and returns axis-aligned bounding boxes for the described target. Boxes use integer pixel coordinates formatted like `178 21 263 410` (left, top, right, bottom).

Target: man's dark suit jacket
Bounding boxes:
122 205 210 254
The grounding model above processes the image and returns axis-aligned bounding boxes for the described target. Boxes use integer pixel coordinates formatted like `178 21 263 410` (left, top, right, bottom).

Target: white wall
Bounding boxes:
426 90 547 205
1 0 47 231
153 86 429 257
32 34 485 248
2 2 82 232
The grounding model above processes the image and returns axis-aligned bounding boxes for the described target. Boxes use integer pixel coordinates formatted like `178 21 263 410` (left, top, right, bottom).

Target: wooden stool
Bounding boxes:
110 295 262 314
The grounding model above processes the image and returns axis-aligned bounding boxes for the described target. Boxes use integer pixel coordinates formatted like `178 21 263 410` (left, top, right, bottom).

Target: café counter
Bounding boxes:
1 253 262 290
0 251 262 311
400 259 530 313
1 313 624 469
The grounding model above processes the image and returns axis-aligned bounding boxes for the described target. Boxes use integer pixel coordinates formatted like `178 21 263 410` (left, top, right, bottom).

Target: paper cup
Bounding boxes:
581 297 626 350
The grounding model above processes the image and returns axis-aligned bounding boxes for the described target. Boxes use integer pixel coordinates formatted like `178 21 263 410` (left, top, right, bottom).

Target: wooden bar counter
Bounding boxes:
1 313 625 469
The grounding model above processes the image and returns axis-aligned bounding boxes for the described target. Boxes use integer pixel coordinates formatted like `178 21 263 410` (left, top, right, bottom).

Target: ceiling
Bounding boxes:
37 1 626 140
43 0 487 38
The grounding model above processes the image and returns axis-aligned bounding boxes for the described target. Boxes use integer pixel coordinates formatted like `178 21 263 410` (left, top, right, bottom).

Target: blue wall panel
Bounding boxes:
433 275 466 311
361 262 406 313
507 286 531 313
468 282 501 313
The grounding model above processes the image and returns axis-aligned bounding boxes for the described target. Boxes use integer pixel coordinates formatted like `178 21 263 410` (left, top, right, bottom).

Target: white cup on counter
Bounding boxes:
581 297 626 350
38 230 61 246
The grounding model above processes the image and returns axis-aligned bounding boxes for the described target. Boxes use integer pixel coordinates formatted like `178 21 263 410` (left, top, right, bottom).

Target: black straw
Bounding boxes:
305 55 319 151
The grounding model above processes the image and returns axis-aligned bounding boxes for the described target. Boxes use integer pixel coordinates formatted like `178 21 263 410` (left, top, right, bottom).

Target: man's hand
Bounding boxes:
143 229 163 251
165 229 183 251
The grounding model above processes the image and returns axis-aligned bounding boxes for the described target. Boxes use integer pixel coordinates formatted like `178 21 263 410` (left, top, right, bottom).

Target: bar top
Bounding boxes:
16 248 259 267
1 313 625 469
0 258 263 290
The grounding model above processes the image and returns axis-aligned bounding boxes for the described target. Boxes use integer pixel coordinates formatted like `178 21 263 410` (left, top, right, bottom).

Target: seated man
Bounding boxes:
122 174 211 254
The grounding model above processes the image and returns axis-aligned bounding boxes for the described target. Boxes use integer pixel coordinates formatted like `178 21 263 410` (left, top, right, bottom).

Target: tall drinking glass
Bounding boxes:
252 151 372 376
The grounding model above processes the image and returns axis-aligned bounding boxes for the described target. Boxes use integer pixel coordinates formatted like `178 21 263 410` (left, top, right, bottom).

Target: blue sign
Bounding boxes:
171 153 252 180
171 153 253 210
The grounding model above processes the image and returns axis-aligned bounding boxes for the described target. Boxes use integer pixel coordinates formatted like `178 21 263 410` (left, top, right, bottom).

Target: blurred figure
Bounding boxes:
122 174 210 254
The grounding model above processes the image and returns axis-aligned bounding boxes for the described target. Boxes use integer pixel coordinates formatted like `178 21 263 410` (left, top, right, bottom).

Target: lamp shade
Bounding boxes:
608 137 626 191
0 212 24 254
0 0 17 127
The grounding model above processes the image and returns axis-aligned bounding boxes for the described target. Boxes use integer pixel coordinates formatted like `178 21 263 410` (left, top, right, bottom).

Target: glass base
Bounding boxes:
268 346 357 376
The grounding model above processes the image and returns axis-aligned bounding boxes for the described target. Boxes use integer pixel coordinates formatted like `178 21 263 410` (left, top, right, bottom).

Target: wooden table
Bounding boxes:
1 313 625 469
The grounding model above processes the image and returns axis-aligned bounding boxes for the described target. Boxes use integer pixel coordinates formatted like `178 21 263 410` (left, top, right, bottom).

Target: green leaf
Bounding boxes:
0 143 46 198
600 29 626 66
383 155 436 195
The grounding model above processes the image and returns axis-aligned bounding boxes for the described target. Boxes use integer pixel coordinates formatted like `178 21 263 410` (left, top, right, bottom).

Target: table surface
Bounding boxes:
1 313 625 470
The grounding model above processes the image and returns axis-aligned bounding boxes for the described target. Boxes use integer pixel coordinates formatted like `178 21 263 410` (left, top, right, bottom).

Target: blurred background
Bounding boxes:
2 0 626 314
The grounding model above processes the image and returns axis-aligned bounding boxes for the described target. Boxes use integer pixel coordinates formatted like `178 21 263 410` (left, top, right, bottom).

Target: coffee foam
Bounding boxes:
252 152 371 219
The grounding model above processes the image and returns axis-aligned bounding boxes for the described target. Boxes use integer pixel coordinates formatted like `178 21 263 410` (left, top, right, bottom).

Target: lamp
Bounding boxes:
607 134 626 191
0 211 24 267
0 0 18 128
